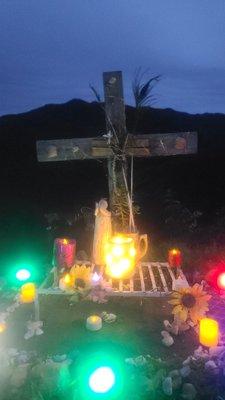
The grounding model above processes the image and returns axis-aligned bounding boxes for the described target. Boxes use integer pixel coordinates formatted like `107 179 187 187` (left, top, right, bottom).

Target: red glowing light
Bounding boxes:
217 272 225 290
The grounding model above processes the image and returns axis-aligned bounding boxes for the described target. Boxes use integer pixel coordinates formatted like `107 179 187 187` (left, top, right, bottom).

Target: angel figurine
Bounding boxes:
92 199 112 266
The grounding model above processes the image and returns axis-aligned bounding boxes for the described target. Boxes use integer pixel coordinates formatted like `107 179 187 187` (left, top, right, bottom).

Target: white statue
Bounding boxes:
92 199 112 266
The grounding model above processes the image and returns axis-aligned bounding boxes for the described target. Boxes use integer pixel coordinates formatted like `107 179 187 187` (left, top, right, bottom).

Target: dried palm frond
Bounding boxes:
132 68 161 108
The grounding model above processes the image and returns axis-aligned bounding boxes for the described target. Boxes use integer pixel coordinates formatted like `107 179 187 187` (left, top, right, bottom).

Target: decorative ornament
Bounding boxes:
24 320 43 340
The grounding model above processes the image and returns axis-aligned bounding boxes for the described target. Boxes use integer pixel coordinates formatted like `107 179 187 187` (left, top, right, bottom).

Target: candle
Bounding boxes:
59 273 73 291
0 322 6 333
199 318 219 347
53 238 76 269
20 282 36 303
86 315 102 331
168 248 182 268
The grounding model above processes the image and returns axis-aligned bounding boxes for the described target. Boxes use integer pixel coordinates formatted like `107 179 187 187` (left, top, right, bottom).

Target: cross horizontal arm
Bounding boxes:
36 131 197 162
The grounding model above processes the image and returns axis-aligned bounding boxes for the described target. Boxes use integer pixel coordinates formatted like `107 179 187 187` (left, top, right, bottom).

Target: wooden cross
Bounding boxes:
36 71 197 228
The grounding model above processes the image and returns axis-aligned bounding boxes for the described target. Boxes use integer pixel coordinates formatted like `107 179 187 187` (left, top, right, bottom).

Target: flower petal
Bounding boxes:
179 308 188 322
168 299 180 305
172 305 183 314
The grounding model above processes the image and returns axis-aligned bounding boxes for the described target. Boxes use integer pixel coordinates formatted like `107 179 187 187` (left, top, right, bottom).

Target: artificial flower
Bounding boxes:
168 284 211 324
70 264 91 289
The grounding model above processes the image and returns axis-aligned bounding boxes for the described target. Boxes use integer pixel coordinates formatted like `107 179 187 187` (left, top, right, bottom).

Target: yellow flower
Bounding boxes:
70 264 91 289
168 284 211 324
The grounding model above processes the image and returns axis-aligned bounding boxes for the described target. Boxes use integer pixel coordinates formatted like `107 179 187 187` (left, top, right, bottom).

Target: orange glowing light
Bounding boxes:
105 235 136 279
20 282 36 303
199 318 219 347
0 322 6 333
217 272 225 290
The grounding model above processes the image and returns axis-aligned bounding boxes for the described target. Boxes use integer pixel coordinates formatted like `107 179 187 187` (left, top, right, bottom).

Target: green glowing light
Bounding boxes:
89 367 115 394
16 269 31 281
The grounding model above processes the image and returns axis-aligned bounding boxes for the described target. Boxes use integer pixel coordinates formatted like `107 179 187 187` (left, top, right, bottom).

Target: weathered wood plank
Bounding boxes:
36 132 197 162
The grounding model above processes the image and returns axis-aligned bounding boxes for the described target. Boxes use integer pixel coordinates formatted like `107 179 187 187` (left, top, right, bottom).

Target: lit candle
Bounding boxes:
168 248 182 268
86 315 102 331
59 273 73 291
20 282 36 303
199 318 219 347
53 238 76 269
0 322 6 333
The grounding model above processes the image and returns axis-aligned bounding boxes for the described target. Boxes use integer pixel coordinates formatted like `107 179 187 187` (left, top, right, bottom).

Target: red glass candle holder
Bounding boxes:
53 238 76 269
168 248 182 268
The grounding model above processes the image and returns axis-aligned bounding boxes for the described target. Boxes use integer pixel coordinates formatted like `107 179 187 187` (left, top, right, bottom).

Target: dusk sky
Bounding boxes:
0 0 225 116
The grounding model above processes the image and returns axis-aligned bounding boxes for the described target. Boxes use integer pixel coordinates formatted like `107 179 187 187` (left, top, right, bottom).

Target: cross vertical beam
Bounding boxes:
103 71 128 223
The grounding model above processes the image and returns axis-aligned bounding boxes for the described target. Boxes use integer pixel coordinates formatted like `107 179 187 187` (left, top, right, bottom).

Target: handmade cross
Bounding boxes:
36 71 197 228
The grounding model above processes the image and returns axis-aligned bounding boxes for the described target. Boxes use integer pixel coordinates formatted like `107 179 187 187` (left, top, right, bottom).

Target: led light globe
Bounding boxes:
16 268 31 282
89 367 115 394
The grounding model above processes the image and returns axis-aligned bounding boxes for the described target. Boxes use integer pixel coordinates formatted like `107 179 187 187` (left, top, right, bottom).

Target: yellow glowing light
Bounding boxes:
171 249 178 255
20 283 36 303
106 254 113 264
0 322 6 333
112 245 123 257
64 273 71 284
105 234 136 279
90 315 99 323
63 239 68 245
199 318 219 347
130 247 136 257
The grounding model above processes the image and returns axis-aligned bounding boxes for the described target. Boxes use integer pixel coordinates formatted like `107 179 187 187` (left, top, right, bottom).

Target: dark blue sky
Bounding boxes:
1 0 224 116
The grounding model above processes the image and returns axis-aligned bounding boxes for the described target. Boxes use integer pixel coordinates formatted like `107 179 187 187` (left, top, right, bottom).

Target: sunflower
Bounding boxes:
70 264 91 289
168 284 211 324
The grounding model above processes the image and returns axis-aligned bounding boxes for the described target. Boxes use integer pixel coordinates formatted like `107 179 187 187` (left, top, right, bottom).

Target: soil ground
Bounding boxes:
2 295 199 366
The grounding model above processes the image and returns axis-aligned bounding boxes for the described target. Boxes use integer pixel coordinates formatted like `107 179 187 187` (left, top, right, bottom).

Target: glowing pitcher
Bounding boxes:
105 234 148 279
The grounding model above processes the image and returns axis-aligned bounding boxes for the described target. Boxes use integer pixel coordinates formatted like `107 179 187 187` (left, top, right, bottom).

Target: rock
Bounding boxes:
209 346 225 358
162 376 173 396
181 383 197 400
164 320 179 335
52 354 67 363
161 331 174 347
101 312 117 323
205 360 219 374
183 356 192 366
169 369 182 389
10 364 29 387
125 355 147 366
180 365 191 377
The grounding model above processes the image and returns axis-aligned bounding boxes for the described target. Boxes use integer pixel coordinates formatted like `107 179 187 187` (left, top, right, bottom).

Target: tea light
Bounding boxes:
59 273 72 291
199 318 219 347
20 282 36 303
86 315 102 331
168 248 182 268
